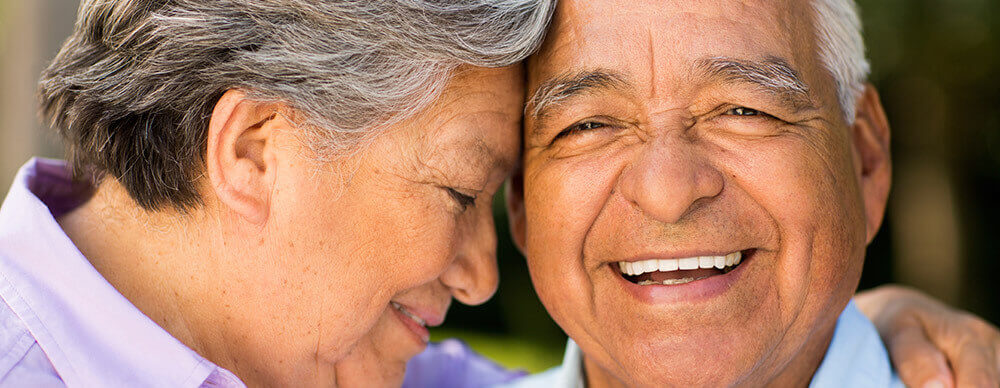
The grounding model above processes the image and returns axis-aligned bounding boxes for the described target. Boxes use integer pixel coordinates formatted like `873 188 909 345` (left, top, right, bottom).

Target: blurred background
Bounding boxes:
1 0 997 373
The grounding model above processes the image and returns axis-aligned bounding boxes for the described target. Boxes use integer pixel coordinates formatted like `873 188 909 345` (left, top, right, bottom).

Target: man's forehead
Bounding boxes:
554 0 795 21
549 0 805 31
529 0 816 84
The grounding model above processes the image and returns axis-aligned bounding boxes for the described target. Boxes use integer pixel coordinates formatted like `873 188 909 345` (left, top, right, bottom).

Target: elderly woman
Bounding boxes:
0 0 995 387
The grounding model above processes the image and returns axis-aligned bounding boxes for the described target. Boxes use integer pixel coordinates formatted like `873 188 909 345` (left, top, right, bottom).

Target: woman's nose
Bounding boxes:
439 205 500 306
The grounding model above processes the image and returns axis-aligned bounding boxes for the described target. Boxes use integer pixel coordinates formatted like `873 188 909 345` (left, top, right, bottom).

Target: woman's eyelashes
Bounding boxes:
445 187 477 211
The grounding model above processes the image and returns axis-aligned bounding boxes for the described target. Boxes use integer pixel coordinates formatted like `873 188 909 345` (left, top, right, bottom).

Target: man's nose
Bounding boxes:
439 206 499 306
617 134 724 224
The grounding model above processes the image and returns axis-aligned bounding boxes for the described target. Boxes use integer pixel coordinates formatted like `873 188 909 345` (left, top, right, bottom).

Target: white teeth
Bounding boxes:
658 259 678 272
391 302 426 326
617 251 745 278
679 257 699 270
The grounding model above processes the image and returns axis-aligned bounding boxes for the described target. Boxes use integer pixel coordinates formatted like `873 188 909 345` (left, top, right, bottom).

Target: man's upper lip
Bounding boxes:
395 302 446 327
611 249 749 263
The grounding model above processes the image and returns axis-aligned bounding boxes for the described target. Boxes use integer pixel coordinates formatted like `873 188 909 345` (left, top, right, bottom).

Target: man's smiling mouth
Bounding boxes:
616 250 753 286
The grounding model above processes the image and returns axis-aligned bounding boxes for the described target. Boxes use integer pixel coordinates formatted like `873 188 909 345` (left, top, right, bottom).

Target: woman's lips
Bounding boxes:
391 301 431 343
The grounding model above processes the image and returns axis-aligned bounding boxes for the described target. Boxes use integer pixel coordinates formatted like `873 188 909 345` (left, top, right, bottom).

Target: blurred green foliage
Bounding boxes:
432 0 1000 372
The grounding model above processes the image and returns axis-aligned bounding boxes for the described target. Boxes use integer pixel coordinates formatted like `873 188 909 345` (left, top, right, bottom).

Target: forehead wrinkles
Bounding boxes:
530 0 803 97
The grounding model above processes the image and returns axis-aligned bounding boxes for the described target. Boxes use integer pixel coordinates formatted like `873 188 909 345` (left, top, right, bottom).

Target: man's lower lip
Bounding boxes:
611 250 755 304
392 306 431 344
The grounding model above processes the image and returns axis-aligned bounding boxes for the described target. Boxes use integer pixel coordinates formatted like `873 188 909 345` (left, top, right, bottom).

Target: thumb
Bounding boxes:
886 322 954 388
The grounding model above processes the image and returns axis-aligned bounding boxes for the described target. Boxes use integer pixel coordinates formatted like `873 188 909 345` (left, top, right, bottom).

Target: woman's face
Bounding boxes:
216 65 524 385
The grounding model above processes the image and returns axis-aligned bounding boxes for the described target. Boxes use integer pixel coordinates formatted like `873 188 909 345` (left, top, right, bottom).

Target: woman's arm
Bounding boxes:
857 285 1000 388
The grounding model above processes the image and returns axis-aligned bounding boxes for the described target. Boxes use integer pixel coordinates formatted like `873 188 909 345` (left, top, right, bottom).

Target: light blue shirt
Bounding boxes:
499 301 903 388
0 159 244 387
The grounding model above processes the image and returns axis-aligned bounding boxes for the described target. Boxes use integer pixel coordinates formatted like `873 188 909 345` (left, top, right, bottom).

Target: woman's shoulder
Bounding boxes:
403 338 527 388
0 295 64 387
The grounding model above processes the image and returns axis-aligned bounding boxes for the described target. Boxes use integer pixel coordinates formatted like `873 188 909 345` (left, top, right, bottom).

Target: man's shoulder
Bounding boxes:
810 301 903 388
493 338 582 388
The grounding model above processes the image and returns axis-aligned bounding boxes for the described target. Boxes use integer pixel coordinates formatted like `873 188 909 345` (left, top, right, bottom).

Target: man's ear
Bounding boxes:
205 89 284 224
505 167 528 256
851 84 892 243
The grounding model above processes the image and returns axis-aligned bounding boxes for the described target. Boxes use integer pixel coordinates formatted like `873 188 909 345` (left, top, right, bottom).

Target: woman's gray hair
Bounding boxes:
812 0 871 123
38 0 555 210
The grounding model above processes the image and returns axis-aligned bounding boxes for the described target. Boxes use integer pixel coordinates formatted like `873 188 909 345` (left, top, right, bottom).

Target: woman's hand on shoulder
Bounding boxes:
856 285 1000 388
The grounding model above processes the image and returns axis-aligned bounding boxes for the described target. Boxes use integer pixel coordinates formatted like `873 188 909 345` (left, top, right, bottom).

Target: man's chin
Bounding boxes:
590 327 780 388
579 252 790 387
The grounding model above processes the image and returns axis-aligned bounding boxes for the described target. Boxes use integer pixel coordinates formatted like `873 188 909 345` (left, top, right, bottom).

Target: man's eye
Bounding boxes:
446 187 476 211
726 107 763 116
576 122 605 130
555 121 606 140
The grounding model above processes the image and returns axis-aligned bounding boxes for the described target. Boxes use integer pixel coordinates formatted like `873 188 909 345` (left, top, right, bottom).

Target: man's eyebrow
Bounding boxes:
696 56 816 111
525 69 629 127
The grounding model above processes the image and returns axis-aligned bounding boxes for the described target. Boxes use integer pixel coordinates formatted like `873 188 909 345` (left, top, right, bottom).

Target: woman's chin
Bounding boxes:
330 306 431 371
326 326 414 386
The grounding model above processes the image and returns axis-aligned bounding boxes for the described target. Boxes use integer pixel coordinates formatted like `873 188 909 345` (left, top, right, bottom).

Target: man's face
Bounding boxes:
511 0 890 386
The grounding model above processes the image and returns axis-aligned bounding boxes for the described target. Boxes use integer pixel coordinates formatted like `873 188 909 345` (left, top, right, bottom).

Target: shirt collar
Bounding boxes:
0 158 244 388
810 300 902 388
553 339 584 388
556 301 898 387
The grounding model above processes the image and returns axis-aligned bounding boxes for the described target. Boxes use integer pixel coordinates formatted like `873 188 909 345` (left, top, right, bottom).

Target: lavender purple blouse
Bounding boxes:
0 158 519 387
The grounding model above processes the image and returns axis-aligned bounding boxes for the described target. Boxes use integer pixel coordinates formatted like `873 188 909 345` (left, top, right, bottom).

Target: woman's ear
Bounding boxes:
205 89 285 224
851 84 892 243
505 168 528 255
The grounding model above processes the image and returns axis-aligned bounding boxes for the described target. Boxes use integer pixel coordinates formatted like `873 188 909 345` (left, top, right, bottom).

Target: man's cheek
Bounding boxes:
734 137 863 311
525 157 621 244
730 137 841 222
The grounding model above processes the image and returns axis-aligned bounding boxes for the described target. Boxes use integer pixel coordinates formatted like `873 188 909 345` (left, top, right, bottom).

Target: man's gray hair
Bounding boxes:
812 0 871 123
38 0 555 210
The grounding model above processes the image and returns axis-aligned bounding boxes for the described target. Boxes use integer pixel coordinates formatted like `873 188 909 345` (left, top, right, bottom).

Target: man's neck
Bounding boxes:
761 327 836 388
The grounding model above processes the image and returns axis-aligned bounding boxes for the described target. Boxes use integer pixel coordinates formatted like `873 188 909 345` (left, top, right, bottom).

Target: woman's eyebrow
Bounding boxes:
696 55 817 112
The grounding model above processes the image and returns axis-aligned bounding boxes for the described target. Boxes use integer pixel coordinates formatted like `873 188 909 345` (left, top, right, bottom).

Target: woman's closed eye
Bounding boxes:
445 187 477 211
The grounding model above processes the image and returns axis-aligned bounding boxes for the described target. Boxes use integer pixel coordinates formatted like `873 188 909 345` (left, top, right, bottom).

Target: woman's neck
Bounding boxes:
56 179 219 364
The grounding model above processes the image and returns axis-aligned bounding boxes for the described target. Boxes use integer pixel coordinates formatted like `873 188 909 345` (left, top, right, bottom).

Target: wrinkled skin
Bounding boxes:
511 0 894 386
60 65 524 386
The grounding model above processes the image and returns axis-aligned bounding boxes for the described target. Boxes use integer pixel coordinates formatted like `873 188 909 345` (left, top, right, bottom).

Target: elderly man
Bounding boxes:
499 0 999 386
